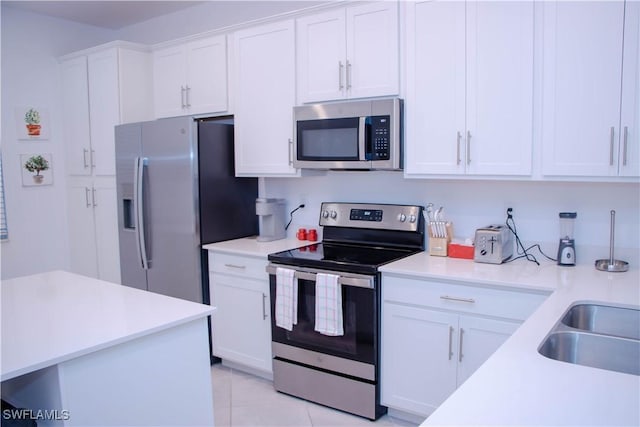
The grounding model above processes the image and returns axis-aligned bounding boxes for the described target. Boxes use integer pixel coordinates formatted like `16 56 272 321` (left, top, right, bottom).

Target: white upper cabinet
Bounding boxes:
296 2 399 104
541 1 638 178
153 35 228 118
61 56 92 176
405 1 534 176
61 44 153 176
620 1 640 177
232 20 298 177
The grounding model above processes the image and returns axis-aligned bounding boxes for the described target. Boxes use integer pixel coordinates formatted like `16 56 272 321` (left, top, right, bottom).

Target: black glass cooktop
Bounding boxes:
267 242 421 275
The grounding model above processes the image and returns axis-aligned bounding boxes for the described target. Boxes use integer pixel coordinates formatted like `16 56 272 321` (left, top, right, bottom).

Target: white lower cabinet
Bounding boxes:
67 177 121 284
208 251 272 373
381 274 547 417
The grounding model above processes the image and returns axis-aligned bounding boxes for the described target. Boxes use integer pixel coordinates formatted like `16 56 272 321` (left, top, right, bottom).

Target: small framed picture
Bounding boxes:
21 153 53 186
16 106 50 140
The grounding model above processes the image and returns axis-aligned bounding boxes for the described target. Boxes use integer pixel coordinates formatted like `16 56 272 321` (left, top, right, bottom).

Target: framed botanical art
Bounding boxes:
21 153 53 186
16 106 51 140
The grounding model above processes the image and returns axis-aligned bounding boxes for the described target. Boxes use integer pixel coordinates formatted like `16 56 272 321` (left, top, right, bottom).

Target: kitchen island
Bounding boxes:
380 254 640 426
1 270 215 426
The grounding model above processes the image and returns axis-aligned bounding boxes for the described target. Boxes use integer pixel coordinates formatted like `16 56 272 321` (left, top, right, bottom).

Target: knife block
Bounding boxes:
428 222 453 256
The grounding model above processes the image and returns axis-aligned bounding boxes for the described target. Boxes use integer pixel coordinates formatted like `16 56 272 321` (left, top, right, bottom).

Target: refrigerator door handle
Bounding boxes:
134 157 150 270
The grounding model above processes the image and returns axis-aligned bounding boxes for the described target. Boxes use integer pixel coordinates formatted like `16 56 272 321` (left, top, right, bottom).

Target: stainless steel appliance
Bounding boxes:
474 224 514 264
266 202 425 420
115 116 258 303
256 198 286 242
293 98 403 170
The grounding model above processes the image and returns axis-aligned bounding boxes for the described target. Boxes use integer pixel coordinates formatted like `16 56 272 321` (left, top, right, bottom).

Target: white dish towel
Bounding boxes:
275 267 298 331
314 273 344 336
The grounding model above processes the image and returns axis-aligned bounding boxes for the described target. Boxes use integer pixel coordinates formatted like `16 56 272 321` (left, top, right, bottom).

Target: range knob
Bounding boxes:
409 214 417 223
322 210 330 219
330 210 337 219
397 213 407 222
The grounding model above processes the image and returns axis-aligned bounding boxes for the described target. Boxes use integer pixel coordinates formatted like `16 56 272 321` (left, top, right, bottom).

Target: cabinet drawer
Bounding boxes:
383 275 548 322
209 251 268 280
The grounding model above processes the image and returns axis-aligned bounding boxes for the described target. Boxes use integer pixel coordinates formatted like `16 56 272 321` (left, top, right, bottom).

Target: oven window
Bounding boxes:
270 276 376 365
297 118 359 160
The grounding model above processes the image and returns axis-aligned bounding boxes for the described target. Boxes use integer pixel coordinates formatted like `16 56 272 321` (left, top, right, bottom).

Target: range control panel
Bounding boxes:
319 202 422 232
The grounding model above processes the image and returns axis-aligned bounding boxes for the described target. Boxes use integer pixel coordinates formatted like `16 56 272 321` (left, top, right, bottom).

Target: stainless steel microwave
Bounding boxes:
293 98 403 170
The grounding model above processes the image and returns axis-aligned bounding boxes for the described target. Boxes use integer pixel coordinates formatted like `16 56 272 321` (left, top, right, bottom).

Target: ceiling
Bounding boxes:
3 1 207 29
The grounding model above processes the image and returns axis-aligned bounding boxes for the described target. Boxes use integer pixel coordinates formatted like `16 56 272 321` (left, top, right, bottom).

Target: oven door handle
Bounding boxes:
266 264 374 289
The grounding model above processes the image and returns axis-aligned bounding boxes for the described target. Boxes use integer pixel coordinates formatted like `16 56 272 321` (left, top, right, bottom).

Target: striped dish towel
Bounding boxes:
314 273 344 336
275 267 298 331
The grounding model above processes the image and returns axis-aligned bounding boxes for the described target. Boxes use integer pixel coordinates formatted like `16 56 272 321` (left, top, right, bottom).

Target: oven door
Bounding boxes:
267 264 377 366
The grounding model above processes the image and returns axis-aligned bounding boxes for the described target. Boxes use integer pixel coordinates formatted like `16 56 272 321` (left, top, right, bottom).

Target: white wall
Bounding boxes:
264 173 640 266
0 5 116 279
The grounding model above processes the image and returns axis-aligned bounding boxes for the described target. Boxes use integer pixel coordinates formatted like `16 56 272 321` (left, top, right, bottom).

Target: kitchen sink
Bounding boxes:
561 304 640 340
539 303 640 376
539 331 640 376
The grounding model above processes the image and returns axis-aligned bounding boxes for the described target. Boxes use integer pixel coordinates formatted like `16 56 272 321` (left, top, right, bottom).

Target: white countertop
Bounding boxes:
380 254 640 426
1 270 214 381
203 236 308 257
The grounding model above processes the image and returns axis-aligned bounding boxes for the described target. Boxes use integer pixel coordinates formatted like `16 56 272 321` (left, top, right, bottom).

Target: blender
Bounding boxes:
557 212 577 266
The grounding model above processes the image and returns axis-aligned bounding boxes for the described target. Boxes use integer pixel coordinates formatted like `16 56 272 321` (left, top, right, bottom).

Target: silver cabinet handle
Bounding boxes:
346 60 352 90
224 263 246 270
448 326 454 360
459 327 465 362
185 85 191 108
609 126 615 166
83 149 90 169
262 293 268 320
180 86 186 109
338 61 344 90
466 130 472 164
440 295 476 304
91 187 97 207
90 149 96 168
85 187 91 208
456 131 462 165
623 126 629 166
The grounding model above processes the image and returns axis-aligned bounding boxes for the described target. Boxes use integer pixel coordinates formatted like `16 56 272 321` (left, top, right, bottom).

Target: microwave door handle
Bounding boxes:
358 117 367 161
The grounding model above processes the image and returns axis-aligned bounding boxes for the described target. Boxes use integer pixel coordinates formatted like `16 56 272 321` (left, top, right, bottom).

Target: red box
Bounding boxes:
448 243 474 259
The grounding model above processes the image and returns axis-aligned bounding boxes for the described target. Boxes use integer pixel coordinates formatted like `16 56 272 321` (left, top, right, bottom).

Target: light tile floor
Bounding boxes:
211 364 420 427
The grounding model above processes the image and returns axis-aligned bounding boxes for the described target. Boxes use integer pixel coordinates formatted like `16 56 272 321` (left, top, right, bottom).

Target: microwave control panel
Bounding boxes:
368 115 391 160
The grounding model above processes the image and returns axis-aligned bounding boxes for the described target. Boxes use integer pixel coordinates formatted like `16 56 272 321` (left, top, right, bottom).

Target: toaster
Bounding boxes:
474 224 514 264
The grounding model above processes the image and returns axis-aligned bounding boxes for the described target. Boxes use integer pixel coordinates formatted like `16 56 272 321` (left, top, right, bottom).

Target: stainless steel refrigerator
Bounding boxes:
115 116 257 303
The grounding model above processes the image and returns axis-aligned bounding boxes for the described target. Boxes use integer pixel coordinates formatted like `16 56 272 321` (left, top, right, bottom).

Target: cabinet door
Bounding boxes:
88 49 120 176
93 182 121 284
296 9 346 103
620 1 640 177
541 1 625 176
233 20 298 176
456 316 519 386
153 46 188 119
466 1 533 175
405 0 466 175
186 35 228 115
67 183 98 278
210 274 272 373
346 1 399 99
381 302 458 416
61 57 92 176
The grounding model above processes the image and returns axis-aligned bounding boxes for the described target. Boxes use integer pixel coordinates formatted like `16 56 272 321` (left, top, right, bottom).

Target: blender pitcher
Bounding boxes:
557 212 577 266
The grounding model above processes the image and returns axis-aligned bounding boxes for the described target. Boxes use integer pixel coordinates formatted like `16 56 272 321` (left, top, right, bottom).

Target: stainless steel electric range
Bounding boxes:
266 202 425 420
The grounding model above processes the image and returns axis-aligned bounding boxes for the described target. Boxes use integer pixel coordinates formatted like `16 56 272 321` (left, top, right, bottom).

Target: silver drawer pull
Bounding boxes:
440 295 475 304
224 263 246 270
